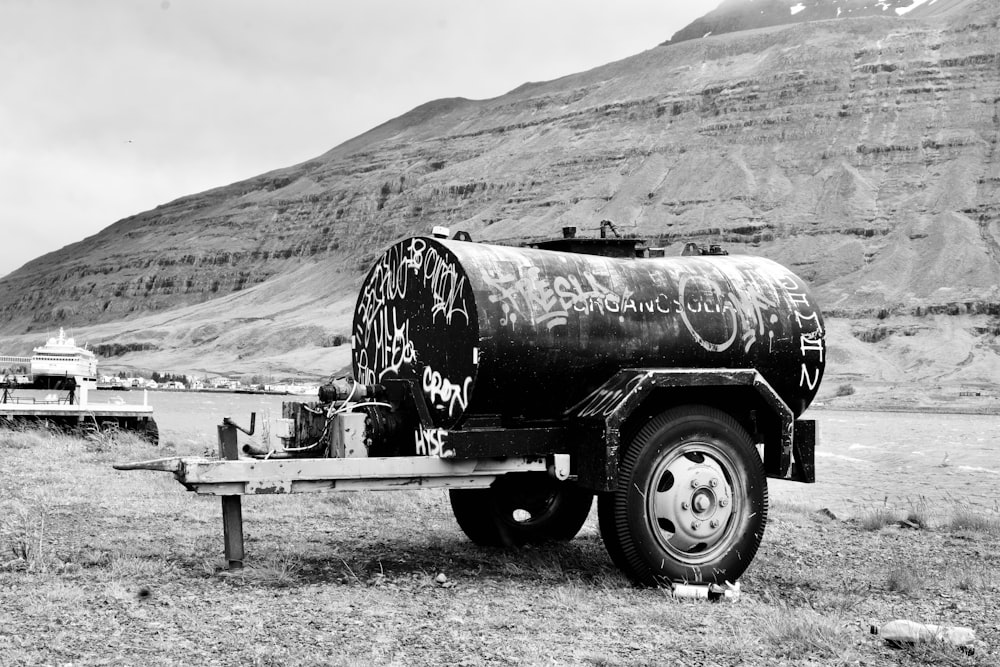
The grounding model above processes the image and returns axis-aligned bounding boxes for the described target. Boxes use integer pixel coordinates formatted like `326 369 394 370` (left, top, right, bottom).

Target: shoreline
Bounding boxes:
97 385 317 397
810 402 1000 416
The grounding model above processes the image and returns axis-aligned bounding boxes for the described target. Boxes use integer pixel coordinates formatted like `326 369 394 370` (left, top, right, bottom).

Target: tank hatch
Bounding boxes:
530 222 645 258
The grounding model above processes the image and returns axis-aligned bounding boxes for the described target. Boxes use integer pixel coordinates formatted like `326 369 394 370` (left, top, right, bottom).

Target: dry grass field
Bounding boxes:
1 426 999 666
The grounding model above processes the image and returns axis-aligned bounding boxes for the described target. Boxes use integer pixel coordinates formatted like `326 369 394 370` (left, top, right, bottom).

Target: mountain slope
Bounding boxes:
0 0 997 388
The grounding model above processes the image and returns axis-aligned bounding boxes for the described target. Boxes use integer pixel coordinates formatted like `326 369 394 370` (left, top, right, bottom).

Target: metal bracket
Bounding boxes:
223 413 256 436
382 379 434 428
548 453 571 481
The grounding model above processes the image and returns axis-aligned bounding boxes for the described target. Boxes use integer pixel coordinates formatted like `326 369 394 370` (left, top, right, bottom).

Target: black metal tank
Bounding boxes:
352 237 825 428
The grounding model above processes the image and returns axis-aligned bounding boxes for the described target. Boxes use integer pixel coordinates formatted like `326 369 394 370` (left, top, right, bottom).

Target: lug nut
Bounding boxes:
691 521 700 531
719 498 729 507
709 478 719 488
710 520 719 529
681 501 690 510
690 479 699 489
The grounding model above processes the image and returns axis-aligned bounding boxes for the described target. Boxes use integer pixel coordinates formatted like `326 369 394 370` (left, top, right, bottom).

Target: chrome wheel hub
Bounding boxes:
650 449 735 555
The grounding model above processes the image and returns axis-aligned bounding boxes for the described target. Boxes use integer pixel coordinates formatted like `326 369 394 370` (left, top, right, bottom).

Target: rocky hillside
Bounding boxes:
0 0 997 392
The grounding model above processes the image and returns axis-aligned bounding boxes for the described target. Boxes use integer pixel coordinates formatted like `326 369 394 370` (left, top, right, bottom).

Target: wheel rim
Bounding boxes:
646 441 742 565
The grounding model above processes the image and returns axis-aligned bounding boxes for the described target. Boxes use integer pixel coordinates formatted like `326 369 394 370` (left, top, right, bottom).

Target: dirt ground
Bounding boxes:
1 424 999 666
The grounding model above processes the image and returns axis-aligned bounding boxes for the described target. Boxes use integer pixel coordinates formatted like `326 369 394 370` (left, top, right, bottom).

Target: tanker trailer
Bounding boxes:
117 231 824 587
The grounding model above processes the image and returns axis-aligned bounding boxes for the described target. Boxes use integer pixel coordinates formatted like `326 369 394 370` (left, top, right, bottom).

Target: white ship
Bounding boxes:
30 328 98 381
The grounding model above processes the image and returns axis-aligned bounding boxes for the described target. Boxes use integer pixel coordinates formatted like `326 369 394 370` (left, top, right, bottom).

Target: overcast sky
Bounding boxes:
0 0 722 279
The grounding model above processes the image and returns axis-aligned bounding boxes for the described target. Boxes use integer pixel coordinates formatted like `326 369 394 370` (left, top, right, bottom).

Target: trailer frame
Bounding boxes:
115 367 815 571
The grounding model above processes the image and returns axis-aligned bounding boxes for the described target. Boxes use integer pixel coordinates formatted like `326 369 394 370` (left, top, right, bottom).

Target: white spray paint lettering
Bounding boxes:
575 374 645 419
777 274 824 389
420 241 469 325
415 427 449 457
422 365 472 417
371 307 417 381
677 274 739 353
483 266 567 329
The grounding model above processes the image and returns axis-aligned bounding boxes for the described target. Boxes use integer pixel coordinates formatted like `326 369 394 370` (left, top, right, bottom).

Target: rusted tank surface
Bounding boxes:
352 237 825 428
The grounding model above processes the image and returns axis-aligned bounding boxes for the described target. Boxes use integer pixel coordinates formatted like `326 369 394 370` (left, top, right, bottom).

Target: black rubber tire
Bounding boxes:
450 472 594 547
598 405 768 586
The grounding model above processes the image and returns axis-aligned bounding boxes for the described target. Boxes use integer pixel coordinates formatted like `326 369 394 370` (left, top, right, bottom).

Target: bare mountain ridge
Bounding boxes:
0 0 997 391
666 0 976 44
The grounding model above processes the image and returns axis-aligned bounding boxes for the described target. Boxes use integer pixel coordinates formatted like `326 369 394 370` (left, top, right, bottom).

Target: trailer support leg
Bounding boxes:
217 422 244 569
221 496 244 569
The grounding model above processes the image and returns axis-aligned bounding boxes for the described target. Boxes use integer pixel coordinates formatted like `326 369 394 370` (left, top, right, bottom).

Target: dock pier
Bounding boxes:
0 379 159 443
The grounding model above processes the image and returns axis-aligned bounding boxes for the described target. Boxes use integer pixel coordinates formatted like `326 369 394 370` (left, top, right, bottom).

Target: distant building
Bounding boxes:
210 377 240 390
266 383 319 396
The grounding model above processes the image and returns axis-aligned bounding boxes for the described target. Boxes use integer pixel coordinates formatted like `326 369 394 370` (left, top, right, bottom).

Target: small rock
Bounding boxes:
435 573 448 584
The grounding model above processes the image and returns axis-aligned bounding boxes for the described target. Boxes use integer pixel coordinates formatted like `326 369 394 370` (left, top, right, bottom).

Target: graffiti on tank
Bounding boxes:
357 238 469 328
570 290 658 315
574 374 644 419
485 267 690 327
727 277 780 353
776 274 824 389
354 239 472 384
483 266 568 329
422 365 472 417
677 271 787 354
571 291 729 316
484 263 798 353
354 306 417 384
355 242 416 328
415 427 450 457
553 273 615 313
677 275 739 353
420 244 470 325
